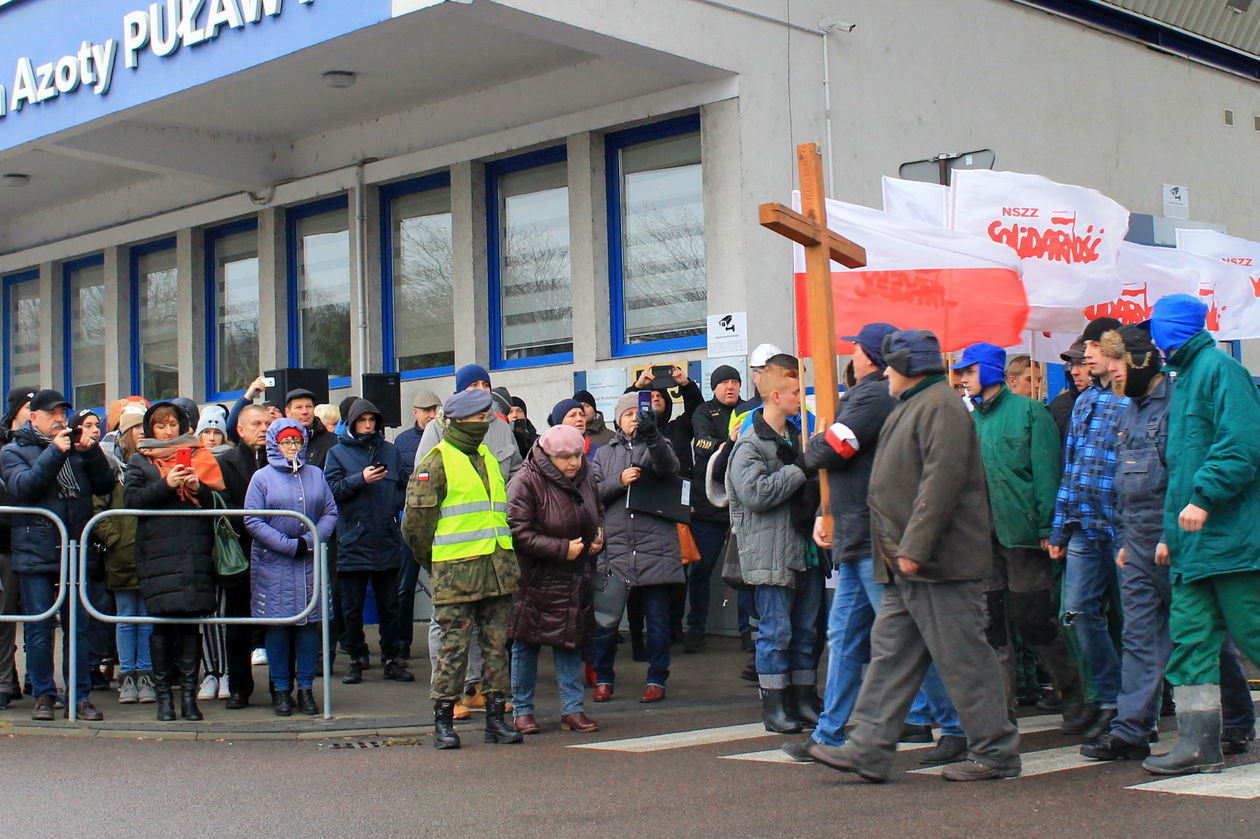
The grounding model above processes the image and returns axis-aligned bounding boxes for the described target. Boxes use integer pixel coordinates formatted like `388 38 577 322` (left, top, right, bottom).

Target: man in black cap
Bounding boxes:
809 330 1020 782
284 388 337 469
683 364 744 652
1 390 115 721
0 387 36 708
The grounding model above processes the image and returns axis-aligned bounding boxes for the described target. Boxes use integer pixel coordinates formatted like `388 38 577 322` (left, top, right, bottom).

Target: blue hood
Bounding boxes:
951 342 1007 388
1151 293 1208 355
265 418 308 470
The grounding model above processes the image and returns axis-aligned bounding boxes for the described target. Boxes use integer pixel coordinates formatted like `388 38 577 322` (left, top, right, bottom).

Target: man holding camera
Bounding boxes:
2 390 115 721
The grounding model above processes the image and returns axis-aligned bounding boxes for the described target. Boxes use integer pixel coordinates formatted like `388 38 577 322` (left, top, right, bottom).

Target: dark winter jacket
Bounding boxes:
304 421 338 470
585 411 614 449
1048 386 1081 442
1 423 115 574
867 376 993 584
506 446 603 649
216 440 266 559
1162 331 1260 583
1114 375 1171 562
592 426 683 587
803 371 897 565
324 399 406 573
123 406 216 617
244 420 338 623
690 397 736 523
395 424 424 476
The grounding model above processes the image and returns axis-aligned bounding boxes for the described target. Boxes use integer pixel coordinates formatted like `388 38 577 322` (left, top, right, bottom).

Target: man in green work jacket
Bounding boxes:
1141 294 1260 776
402 388 522 751
953 343 1085 733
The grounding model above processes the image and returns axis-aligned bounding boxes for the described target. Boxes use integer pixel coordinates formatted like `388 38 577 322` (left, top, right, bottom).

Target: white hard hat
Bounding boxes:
749 343 784 368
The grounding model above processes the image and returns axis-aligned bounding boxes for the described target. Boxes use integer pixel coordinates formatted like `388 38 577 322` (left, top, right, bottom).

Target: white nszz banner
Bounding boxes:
1176 228 1260 341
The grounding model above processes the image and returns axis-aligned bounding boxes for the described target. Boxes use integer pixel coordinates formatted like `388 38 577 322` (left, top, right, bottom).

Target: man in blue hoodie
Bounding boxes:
1141 295 1260 776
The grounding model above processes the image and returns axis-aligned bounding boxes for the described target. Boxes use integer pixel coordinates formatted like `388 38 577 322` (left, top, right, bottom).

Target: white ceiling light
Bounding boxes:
322 70 357 89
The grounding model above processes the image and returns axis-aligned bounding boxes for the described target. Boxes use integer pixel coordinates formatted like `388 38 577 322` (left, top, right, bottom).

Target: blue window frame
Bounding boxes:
62 255 106 413
485 145 573 369
204 218 260 401
605 114 706 357
286 195 352 389
3 269 40 397
129 238 179 400
379 172 455 380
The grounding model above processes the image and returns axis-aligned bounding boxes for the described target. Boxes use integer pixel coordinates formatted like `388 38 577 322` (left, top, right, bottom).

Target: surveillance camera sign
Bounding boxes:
706 311 747 358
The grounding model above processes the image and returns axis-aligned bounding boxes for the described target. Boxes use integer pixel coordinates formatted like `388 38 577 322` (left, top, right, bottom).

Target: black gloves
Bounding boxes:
637 408 661 441
293 539 310 559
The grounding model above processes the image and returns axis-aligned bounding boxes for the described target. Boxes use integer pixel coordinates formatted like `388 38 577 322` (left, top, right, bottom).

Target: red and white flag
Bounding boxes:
792 194 1028 354
951 170 1128 331
1175 228 1260 341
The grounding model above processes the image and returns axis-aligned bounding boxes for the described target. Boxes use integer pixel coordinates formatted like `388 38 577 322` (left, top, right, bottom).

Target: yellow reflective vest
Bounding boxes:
431 440 514 562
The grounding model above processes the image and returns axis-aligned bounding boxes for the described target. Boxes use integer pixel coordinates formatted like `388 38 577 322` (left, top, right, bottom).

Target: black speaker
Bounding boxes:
361 373 401 428
264 368 329 408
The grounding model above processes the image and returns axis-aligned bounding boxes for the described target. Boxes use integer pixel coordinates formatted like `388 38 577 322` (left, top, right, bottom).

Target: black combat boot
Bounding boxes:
150 632 176 722
785 683 822 729
178 632 204 721
296 688 319 716
760 688 803 734
484 694 524 744
433 700 461 749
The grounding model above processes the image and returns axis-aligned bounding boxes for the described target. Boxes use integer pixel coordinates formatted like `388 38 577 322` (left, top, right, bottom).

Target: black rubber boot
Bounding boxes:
179 633 204 721
485 695 524 744
1143 685 1225 776
150 633 176 722
785 684 822 729
433 700 461 749
760 688 803 734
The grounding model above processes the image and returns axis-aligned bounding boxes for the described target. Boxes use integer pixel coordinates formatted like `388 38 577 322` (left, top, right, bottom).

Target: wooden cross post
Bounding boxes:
758 142 867 544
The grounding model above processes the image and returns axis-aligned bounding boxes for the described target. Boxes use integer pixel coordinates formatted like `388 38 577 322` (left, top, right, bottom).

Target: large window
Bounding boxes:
287 197 351 386
131 240 179 400
382 174 454 377
606 115 706 355
63 256 106 410
3 271 41 396
205 220 260 399
487 147 572 367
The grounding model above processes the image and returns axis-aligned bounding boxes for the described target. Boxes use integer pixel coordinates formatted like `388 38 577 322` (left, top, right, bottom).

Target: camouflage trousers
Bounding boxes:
430 595 512 702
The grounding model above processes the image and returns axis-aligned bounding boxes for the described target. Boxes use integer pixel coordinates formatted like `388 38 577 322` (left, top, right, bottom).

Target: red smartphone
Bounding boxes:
175 448 192 469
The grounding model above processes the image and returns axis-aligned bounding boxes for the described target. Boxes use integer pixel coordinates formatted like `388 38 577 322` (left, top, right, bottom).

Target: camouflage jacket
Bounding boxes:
401 444 520 606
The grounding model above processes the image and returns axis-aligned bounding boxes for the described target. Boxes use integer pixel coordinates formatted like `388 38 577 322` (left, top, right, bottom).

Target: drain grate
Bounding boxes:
322 736 428 749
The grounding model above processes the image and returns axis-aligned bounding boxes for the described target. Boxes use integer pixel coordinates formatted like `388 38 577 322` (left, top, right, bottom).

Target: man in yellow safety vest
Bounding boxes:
403 388 522 750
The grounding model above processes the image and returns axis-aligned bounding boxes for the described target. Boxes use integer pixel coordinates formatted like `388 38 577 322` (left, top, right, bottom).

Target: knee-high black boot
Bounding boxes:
179 630 204 721
150 631 176 722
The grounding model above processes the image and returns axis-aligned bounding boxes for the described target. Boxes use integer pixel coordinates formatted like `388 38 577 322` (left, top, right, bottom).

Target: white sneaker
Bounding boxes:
251 649 268 666
218 676 231 700
197 675 219 700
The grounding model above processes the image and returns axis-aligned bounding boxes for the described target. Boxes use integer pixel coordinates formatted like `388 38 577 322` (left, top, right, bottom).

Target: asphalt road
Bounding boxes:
3 637 1257 839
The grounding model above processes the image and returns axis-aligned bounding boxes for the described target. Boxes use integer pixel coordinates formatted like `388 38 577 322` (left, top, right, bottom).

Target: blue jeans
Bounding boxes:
593 583 671 687
265 624 321 691
511 642 584 716
813 558 961 746
19 572 91 699
685 520 729 635
1062 530 1121 706
113 590 153 672
753 568 823 689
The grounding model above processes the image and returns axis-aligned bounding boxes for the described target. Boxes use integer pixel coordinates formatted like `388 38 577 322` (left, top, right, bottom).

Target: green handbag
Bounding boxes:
211 491 250 580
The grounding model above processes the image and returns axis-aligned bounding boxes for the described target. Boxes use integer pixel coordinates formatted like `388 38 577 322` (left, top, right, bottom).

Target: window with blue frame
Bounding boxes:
487 147 572 367
3 270 41 395
131 240 180 400
205 220 260 399
63 256 106 410
606 115 706 356
381 174 454 377
287 197 351 385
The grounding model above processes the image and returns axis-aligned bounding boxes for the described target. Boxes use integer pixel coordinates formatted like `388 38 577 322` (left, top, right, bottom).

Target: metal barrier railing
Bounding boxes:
0 505 71 623
73 507 332 721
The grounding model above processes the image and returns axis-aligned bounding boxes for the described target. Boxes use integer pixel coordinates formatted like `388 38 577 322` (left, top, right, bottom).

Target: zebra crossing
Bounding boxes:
568 706 1260 799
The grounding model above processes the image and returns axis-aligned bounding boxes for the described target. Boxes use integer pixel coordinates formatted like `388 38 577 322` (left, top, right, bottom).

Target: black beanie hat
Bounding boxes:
1081 317 1123 344
338 395 358 421
709 364 741 390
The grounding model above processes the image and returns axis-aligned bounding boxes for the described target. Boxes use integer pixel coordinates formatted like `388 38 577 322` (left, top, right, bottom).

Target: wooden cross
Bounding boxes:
758 142 867 542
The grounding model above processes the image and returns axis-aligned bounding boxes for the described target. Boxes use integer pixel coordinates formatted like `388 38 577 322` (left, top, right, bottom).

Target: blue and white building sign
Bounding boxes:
0 0 441 153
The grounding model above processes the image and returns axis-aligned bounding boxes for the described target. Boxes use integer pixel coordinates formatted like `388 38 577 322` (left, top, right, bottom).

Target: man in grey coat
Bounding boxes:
808 330 1020 782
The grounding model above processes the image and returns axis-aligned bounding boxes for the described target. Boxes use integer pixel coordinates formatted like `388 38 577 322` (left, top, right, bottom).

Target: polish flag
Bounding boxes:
792 194 1028 355
1175 228 1260 341
951 170 1128 332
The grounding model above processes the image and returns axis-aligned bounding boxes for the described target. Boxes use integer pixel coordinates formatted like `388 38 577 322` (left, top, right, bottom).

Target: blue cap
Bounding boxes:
443 388 493 419
841 322 898 368
950 342 1007 388
454 364 491 393
882 330 944 377
1151 294 1208 354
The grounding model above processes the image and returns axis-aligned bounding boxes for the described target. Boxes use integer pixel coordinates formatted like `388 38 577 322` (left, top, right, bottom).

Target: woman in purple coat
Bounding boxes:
244 420 338 717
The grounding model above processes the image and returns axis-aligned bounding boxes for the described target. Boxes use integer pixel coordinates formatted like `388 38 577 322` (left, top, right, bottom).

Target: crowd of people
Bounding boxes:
0 293 1256 780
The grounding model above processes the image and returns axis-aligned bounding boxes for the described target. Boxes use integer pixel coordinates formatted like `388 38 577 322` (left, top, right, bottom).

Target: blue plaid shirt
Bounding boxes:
1051 383 1129 545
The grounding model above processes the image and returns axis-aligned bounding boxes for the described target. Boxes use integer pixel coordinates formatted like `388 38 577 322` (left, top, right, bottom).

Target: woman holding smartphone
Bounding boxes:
506 423 605 733
124 402 225 721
